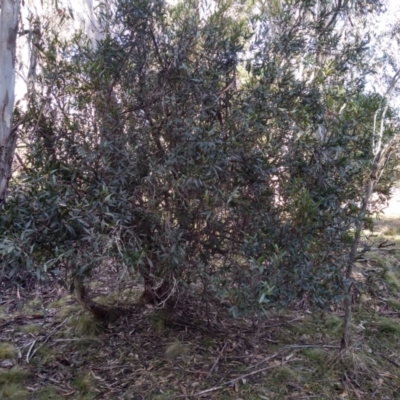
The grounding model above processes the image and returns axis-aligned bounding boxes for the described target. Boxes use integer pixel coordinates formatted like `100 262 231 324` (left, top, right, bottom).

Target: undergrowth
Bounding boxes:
0 218 399 399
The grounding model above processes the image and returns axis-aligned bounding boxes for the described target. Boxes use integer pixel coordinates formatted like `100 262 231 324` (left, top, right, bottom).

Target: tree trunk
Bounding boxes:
0 0 20 204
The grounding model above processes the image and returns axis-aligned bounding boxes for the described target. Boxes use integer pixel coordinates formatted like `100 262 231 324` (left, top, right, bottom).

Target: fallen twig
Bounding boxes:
26 339 38 364
176 360 288 398
226 362 285 385
379 311 400 316
27 317 70 363
265 316 303 328
344 372 362 400
380 353 400 368
207 341 227 378
183 385 223 398
0 320 12 330
284 344 340 349
378 240 395 248
245 351 281 370
0 314 43 331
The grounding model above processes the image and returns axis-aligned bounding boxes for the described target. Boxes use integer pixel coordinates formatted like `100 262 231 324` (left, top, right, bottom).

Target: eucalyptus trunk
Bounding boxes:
0 0 20 204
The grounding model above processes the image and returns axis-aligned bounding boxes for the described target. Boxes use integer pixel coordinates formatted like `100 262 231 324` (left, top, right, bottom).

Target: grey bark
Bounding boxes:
0 0 20 203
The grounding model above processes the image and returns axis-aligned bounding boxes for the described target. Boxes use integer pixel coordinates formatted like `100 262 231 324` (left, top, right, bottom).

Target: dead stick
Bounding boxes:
226 362 286 385
245 352 280 370
27 317 70 363
176 362 287 398
380 353 400 368
207 341 228 378
344 372 362 400
284 344 340 349
26 339 38 363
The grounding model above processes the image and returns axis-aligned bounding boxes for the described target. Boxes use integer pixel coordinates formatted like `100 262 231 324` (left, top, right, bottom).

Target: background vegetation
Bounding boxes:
0 0 399 330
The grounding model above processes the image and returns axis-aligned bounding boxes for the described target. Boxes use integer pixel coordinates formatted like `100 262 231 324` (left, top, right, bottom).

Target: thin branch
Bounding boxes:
27 317 70 363
26 339 38 363
344 372 362 400
284 344 340 349
176 360 290 398
245 352 281 370
14 152 29 175
380 353 400 368
207 341 228 378
148 23 165 70
324 0 343 32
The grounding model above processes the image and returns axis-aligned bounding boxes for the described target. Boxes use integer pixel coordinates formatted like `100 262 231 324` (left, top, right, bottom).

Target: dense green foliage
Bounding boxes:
1 0 398 314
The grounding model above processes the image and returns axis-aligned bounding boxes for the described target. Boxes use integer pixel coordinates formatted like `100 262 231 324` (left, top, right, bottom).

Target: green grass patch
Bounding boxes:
146 311 168 334
19 324 41 335
285 314 344 342
57 305 81 319
0 367 31 385
388 297 400 310
373 316 400 336
34 386 62 400
23 298 42 312
322 314 344 338
201 336 216 349
383 270 400 291
366 252 389 269
33 345 56 363
0 343 17 360
93 288 143 306
0 383 30 400
284 316 314 338
151 391 177 400
72 373 94 393
47 295 74 309
74 336 102 350
263 364 302 397
165 340 189 360
272 364 301 382
69 313 104 336
301 347 327 362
